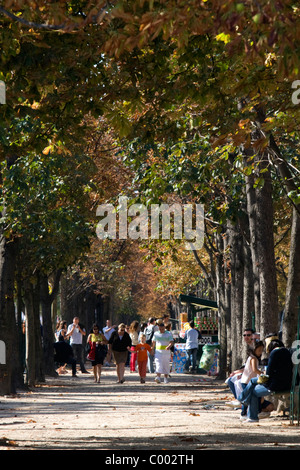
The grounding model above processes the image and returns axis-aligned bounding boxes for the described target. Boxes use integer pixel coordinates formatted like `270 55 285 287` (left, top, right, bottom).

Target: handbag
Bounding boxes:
86 341 96 361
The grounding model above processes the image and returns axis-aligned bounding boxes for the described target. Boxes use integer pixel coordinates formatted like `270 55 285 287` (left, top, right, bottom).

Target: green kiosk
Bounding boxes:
179 294 219 374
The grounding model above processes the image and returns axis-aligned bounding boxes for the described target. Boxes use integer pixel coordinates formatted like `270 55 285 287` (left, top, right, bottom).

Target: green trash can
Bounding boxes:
199 343 220 372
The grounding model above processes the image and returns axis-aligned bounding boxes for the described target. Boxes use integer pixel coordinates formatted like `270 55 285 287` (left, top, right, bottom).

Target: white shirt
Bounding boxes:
185 328 199 349
241 355 259 384
103 326 115 340
67 324 85 345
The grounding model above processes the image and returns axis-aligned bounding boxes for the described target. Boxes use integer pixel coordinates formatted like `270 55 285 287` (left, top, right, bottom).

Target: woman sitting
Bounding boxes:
238 334 293 423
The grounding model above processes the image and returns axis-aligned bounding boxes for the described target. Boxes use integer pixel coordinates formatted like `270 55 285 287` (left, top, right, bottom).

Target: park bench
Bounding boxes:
267 359 300 424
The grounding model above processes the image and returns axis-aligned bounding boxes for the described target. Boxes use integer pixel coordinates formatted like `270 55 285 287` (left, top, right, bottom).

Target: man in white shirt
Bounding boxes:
67 317 88 374
184 321 201 373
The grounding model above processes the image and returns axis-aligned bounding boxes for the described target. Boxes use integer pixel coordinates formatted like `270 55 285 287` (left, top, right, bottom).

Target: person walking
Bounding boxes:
184 321 201 373
102 320 116 366
67 317 89 374
144 317 158 373
129 320 140 372
108 323 132 383
55 320 70 342
87 324 108 383
152 321 174 384
136 334 153 383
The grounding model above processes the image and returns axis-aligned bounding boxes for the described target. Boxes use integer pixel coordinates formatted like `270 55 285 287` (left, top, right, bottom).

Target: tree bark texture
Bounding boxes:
0 235 17 395
282 207 300 346
246 155 279 339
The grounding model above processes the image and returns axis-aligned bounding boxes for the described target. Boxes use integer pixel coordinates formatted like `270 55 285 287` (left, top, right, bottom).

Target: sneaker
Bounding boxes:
240 415 247 421
245 418 259 423
164 378 169 384
226 400 241 407
155 377 161 383
258 412 270 419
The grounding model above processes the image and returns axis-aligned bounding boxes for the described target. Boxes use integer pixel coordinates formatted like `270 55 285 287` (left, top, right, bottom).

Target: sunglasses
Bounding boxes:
243 334 252 337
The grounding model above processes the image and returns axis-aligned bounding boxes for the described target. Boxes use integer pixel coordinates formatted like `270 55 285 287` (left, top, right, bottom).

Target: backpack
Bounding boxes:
145 325 154 345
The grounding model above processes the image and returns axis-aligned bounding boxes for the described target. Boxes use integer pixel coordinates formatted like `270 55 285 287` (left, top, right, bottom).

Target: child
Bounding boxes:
136 334 153 383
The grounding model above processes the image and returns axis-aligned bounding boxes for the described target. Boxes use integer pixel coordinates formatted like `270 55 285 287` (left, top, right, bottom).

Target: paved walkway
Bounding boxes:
1 365 300 452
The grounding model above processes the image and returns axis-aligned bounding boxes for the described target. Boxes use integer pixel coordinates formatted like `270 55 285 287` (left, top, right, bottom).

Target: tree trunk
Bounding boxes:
15 263 26 389
242 239 255 348
282 207 300 347
245 153 278 339
24 277 45 387
228 221 245 371
245 173 261 331
255 156 279 337
40 270 62 376
24 279 36 388
33 276 44 383
268 134 300 347
0 156 18 395
0 235 17 395
215 231 230 378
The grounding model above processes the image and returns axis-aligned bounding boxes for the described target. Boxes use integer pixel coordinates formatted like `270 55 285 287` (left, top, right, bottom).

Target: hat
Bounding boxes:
264 335 279 351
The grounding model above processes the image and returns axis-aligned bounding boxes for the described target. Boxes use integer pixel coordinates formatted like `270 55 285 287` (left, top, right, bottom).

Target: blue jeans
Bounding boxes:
238 377 270 420
185 348 198 371
147 350 155 373
241 383 247 416
227 376 237 398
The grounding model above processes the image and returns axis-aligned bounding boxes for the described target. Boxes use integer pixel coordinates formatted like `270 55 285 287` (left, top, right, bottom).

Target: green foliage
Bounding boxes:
0 152 95 275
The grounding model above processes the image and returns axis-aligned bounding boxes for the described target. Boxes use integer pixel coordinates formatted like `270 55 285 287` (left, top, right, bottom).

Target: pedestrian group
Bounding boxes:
54 315 188 385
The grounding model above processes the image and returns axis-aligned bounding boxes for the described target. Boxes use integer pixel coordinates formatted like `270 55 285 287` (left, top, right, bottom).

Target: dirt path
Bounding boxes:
1 364 300 452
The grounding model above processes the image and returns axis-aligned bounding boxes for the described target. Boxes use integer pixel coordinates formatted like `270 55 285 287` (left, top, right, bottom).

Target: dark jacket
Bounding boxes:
266 347 293 391
109 331 132 352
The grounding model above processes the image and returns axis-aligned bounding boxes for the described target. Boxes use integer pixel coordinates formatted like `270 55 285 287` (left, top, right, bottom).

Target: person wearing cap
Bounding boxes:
152 321 174 384
238 334 293 423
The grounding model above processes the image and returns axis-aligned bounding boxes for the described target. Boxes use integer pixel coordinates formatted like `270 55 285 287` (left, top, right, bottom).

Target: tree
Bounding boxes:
1 0 300 387
0 150 95 386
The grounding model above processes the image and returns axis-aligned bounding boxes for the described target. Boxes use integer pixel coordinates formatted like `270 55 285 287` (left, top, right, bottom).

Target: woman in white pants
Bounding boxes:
152 321 174 384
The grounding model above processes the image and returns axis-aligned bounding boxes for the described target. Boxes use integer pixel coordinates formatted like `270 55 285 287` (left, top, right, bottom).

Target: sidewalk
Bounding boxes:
0 365 300 451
